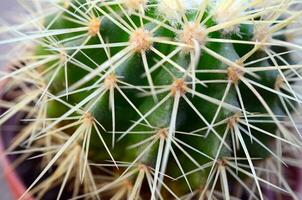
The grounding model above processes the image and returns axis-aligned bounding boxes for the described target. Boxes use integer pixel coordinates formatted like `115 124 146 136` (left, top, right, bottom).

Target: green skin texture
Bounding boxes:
35 1 294 196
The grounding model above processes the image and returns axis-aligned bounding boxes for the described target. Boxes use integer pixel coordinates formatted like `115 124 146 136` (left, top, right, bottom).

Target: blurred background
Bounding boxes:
0 0 24 65
0 1 21 199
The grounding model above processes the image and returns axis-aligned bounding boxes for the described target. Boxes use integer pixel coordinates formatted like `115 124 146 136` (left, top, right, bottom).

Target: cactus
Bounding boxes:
1 0 302 199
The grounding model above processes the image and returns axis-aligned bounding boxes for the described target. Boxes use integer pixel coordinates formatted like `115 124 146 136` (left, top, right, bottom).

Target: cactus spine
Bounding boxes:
1 0 302 199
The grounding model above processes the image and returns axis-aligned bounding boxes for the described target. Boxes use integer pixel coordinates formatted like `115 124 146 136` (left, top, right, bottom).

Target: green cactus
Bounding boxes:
1 0 302 199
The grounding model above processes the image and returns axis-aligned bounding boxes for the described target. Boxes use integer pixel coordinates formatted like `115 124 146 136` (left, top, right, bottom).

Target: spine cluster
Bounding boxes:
0 0 302 200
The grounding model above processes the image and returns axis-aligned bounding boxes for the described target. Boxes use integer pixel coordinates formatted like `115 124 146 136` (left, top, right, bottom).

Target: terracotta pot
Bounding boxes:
0 139 34 200
0 117 34 200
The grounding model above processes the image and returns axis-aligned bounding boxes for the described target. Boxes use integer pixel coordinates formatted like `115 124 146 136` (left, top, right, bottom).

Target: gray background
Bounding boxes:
0 1 21 200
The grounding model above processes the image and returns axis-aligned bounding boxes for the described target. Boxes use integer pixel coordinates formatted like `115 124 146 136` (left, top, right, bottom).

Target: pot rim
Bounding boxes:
0 134 34 200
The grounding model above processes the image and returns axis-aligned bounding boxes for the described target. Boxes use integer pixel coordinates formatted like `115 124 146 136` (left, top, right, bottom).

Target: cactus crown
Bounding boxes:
1 0 302 199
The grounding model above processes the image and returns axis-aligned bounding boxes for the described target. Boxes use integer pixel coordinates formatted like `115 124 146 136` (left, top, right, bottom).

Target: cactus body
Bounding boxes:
1 0 302 199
